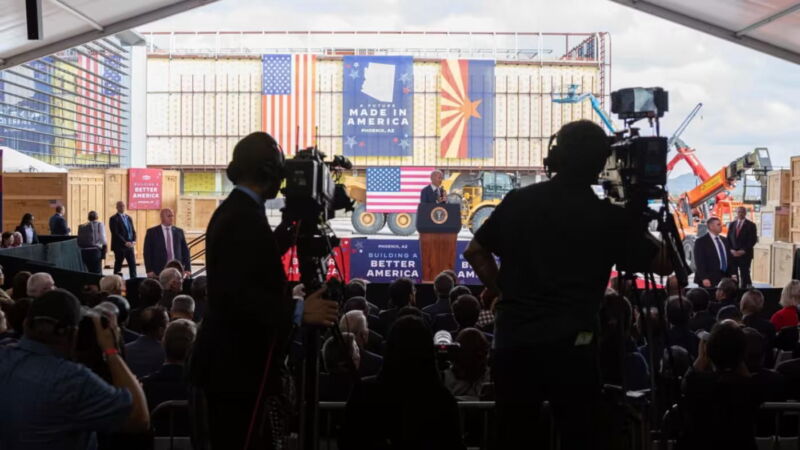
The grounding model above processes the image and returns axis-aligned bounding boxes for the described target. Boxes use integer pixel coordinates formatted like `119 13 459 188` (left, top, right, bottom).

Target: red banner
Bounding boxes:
128 169 163 210
282 238 351 283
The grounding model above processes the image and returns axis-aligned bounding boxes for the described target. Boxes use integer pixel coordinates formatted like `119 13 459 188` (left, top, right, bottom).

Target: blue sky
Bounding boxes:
142 0 800 175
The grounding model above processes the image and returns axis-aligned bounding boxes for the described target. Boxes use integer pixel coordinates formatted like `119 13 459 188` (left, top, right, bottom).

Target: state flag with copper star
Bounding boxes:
439 59 495 159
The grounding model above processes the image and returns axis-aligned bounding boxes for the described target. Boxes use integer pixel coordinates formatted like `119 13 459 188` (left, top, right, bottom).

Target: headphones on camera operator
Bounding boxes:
226 132 286 197
544 120 611 181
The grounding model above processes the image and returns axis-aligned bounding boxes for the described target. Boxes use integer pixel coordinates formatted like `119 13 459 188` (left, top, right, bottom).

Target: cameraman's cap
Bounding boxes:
27 288 82 328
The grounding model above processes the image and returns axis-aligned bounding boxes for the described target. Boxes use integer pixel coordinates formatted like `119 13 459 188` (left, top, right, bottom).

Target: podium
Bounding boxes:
417 203 461 282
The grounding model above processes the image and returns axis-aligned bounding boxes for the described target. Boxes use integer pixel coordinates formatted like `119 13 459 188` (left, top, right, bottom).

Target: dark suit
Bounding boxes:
188 188 293 450
14 225 38 244
48 214 70 235
422 296 451 318
109 212 137 278
143 225 191 276
142 364 190 435
124 335 166 379
727 219 758 287
693 233 734 287
420 185 445 204
359 349 384 378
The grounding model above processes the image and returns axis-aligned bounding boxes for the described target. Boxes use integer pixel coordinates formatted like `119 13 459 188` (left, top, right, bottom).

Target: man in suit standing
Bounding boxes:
188 132 338 449
109 201 137 279
144 208 190 278
420 169 447 204
48 205 70 235
693 217 735 287
728 207 758 287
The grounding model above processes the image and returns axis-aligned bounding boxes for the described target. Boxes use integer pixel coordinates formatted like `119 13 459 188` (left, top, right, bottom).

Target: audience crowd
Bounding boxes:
3 215 800 450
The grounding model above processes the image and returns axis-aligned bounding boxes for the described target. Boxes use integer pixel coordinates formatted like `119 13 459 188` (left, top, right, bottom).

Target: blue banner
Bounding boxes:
0 58 54 155
342 55 413 157
349 238 422 283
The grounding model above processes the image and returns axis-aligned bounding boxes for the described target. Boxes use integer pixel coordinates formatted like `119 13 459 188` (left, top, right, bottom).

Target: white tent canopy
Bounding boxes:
0 146 66 173
0 0 218 70
610 0 800 65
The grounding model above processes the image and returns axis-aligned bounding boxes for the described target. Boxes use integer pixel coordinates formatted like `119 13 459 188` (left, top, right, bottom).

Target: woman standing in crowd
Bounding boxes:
14 213 39 244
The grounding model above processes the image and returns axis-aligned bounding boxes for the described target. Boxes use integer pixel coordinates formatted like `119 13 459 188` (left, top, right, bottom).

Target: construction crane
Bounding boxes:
552 84 616 133
675 147 772 269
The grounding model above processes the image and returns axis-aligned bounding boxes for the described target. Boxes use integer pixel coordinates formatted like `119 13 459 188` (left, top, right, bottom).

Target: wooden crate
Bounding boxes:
760 206 790 243
767 169 792 206
177 196 222 232
771 241 797 288
3 173 68 235
752 243 772 285
792 156 800 178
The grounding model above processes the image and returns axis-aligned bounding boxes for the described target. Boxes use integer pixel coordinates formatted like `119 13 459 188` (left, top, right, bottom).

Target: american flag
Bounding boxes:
76 52 122 154
262 54 316 156
366 167 434 213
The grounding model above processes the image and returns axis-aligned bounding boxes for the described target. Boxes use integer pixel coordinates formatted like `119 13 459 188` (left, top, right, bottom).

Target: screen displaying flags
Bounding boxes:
439 59 495 159
262 54 316 155
366 166 433 213
76 52 123 154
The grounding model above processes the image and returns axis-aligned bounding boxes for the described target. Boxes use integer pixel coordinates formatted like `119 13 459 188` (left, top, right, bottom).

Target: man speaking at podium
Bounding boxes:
420 169 447 204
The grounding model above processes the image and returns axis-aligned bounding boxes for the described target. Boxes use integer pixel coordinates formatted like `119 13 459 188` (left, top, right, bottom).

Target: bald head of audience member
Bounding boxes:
27 273 55 298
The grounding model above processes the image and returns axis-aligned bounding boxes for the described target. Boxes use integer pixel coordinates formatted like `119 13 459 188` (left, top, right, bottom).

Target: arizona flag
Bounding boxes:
439 59 495 159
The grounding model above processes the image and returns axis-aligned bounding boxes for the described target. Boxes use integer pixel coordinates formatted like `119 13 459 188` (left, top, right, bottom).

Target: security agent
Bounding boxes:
464 120 668 450
188 132 339 450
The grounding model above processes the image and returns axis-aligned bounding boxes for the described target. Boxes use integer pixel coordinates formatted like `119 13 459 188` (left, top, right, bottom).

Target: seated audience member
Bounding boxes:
339 316 465 450
125 306 169 378
345 279 379 315
432 286 472 332
378 278 424 336
476 288 496 331
710 277 739 315
423 272 455 317
0 231 13 248
637 305 666 369
0 289 149 447
319 332 360 402
658 345 691 409
344 296 384 355
666 296 700 358
452 295 488 336
599 294 650 390
142 319 196 433
687 288 715 333
100 275 124 296
128 278 163 333
0 265 10 303
443 328 490 399
442 270 458 286
741 289 775 339
340 310 383 378
0 308 12 346
743 327 785 400
11 231 23 248
9 271 31 300
190 275 208 322
717 305 743 323
105 294 141 344
3 298 33 344
27 272 55 298
169 295 195 321
158 268 183 309
679 320 765 450
771 279 800 332
164 259 186 277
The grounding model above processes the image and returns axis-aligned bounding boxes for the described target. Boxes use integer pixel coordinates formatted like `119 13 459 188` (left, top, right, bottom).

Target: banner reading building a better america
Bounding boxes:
128 168 163 210
342 55 413 157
